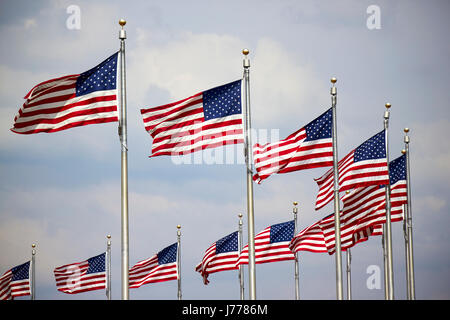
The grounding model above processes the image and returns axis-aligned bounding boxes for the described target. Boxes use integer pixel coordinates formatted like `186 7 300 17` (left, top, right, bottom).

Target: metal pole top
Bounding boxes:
293 201 298 214
404 128 410 143
402 149 406 154
242 49 250 68
384 103 391 120
330 78 337 95
119 19 126 39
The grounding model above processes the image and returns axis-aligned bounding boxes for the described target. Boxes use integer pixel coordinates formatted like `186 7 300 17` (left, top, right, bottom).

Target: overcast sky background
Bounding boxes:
0 0 449 300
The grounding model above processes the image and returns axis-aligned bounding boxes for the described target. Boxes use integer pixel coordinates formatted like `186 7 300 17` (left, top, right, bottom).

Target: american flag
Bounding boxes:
320 154 407 254
319 213 384 255
140 80 243 157
253 108 333 183
195 231 239 285
289 218 329 254
129 243 178 288
11 52 119 134
0 261 31 300
314 130 390 210
54 253 106 294
237 220 296 265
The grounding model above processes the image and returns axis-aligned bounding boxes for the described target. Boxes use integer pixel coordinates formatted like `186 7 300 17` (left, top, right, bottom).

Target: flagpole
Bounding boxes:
403 128 416 299
118 19 130 300
383 103 394 300
106 235 112 300
177 225 182 300
346 249 352 300
31 243 36 300
382 225 388 299
402 201 411 299
238 213 245 300
242 48 257 300
330 77 344 300
293 201 300 300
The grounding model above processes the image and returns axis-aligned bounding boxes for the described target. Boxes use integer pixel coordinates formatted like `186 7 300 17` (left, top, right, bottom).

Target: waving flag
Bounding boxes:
340 154 407 233
129 243 178 288
195 231 239 284
0 261 31 300
253 108 333 184
319 213 384 255
314 130 389 210
237 220 295 265
11 53 119 134
141 80 243 157
319 154 407 254
54 253 106 294
289 218 328 254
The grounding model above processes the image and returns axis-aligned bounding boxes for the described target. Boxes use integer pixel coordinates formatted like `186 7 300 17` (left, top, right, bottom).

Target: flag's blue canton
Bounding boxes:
216 231 238 254
157 243 178 265
86 253 105 274
76 52 118 97
11 261 30 281
304 108 332 141
354 130 386 162
389 154 406 185
203 80 241 121
270 220 295 243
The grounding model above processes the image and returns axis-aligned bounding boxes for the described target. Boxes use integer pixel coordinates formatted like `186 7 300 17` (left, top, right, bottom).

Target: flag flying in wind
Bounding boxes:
289 218 328 254
253 108 333 184
0 261 31 300
314 130 389 210
318 212 384 255
129 243 178 288
140 80 243 157
237 220 295 265
195 231 239 285
319 154 407 254
54 253 106 294
11 53 119 134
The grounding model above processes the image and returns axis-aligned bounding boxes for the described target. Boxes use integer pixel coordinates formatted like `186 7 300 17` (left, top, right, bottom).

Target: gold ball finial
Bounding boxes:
177 224 181 229
242 48 249 55
107 234 111 239
404 127 409 133
32 243 36 248
293 201 298 206
385 103 391 109
401 149 406 154
238 213 243 218
346 190 350 194
119 19 126 27
331 77 337 84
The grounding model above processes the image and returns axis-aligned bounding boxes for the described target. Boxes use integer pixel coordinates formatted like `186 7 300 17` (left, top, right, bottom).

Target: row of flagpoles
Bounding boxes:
5 19 416 300
0 181 414 301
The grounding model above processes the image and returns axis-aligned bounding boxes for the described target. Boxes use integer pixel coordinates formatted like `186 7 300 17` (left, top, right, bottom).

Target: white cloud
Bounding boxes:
127 31 326 129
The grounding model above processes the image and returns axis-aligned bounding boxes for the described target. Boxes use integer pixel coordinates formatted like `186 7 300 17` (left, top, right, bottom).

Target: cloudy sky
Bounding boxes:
0 0 449 300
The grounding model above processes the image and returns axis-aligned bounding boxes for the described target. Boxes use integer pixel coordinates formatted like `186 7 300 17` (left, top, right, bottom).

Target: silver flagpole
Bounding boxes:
382 225 389 299
177 225 182 300
330 77 344 300
106 235 112 300
402 197 411 300
293 201 300 300
238 213 245 300
383 103 394 300
346 249 352 300
404 128 416 299
344 191 351 300
242 48 256 300
118 19 130 300
31 244 36 300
